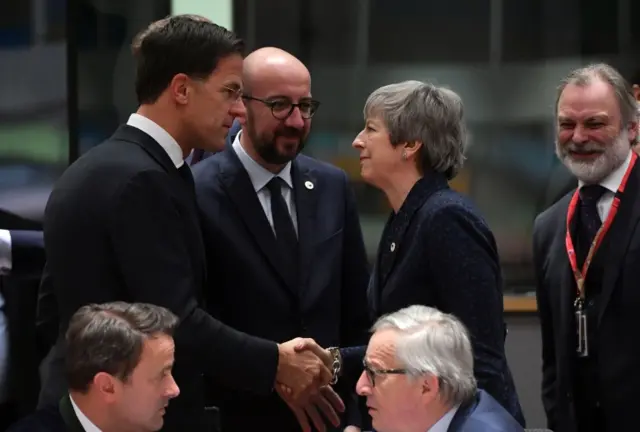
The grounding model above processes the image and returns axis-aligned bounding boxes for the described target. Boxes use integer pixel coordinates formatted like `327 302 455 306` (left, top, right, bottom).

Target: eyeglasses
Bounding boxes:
362 359 408 387
221 86 243 103
242 95 320 120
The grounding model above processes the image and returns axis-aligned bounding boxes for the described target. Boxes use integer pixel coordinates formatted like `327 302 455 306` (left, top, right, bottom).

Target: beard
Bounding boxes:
245 112 307 165
556 129 631 184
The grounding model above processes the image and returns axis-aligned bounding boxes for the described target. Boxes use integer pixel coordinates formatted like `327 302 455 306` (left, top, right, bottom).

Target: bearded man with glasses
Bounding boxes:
192 47 371 432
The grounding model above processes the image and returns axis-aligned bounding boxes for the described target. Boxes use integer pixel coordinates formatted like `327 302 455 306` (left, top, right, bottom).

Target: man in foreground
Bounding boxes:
10 302 180 431
357 305 522 432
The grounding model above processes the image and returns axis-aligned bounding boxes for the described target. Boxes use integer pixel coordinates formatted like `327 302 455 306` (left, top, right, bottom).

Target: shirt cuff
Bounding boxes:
0 230 12 275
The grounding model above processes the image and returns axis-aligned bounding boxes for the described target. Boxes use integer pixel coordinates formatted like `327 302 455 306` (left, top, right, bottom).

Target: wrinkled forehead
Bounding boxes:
366 330 400 367
557 80 621 122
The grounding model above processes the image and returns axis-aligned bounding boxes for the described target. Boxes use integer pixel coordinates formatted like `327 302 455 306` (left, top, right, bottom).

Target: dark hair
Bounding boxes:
65 302 179 393
131 14 244 104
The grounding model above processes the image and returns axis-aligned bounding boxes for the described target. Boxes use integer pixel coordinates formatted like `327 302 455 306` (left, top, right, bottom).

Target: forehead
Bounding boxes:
367 329 399 366
251 64 310 98
207 54 243 85
557 79 620 120
136 334 175 369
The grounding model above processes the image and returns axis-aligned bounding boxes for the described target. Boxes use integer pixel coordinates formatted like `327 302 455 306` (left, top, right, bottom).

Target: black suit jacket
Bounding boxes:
37 125 280 431
191 128 371 431
368 173 525 426
8 395 91 432
533 160 640 432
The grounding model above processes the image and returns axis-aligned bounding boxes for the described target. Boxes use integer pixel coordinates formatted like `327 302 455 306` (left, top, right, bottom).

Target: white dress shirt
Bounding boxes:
69 394 102 431
578 150 633 221
428 406 459 432
232 131 298 235
126 113 184 168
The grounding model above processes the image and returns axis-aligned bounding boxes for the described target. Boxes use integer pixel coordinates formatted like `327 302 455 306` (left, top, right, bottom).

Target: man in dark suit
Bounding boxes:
533 63 640 432
0 212 45 428
356 305 523 432
192 47 371 432
9 302 180 432
37 16 334 432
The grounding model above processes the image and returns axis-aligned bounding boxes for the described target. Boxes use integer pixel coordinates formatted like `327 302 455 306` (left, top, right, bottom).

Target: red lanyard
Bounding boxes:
565 151 637 302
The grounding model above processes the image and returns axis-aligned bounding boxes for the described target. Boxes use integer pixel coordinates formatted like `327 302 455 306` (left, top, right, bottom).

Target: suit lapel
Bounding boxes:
113 124 207 293
377 173 449 287
597 163 640 325
219 148 297 297
291 159 317 292
59 395 86 432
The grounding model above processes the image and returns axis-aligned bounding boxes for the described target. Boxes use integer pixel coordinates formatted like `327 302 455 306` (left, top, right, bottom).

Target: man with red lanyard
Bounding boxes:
533 63 640 432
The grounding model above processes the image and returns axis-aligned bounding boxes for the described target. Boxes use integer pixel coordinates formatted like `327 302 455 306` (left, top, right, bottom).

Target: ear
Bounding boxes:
168 73 191 106
93 372 118 403
403 141 423 160
421 374 440 404
632 84 640 102
628 118 638 145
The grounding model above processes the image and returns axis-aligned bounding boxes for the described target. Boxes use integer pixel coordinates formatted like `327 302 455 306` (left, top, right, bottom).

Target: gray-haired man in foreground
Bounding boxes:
356 305 523 432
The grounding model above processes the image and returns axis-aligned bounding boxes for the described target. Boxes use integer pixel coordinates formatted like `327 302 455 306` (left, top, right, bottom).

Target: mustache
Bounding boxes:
563 141 606 154
274 127 304 139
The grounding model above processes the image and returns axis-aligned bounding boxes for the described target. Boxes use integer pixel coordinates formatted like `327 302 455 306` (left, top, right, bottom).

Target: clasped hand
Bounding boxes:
276 338 346 432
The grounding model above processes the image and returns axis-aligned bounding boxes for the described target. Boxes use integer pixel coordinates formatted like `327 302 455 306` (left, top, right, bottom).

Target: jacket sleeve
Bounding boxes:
108 170 279 395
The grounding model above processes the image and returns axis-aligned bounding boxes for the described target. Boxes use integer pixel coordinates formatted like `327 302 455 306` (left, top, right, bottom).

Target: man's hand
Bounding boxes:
276 338 332 403
294 338 332 368
277 384 345 432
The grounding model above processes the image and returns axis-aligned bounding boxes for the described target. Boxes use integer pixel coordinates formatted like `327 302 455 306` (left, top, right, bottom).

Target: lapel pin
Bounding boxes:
304 180 314 190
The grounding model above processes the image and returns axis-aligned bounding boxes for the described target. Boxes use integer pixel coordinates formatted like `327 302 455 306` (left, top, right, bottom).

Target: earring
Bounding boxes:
402 150 407 160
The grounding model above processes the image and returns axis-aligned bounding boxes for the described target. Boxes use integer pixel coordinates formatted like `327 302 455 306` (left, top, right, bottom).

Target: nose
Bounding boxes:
352 132 364 150
356 370 371 396
229 98 246 120
284 106 305 129
165 375 180 399
571 125 589 144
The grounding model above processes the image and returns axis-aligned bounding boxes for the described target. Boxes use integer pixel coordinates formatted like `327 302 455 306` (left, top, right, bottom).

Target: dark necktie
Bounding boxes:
266 178 298 284
178 164 195 192
578 184 607 259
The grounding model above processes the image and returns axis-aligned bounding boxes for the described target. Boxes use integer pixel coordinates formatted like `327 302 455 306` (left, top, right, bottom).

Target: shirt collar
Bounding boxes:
231 130 293 192
126 113 184 168
427 405 459 432
69 394 102 432
578 150 633 193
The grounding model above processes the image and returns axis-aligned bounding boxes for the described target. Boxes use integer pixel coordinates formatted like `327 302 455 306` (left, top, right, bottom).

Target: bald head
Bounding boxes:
243 47 310 94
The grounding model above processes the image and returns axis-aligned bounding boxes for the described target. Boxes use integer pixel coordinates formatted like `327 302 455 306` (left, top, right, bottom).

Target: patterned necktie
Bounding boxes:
578 184 607 248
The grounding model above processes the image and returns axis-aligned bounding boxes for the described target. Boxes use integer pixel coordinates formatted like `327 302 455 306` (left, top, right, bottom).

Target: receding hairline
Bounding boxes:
243 47 310 91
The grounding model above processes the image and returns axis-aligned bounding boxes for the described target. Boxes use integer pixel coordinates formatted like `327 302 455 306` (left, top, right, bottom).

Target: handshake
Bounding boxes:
275 338 354 432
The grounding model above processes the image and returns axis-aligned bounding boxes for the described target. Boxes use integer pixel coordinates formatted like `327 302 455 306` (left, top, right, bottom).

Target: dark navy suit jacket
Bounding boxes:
367 173 525 426
191 122 371 431
448 389 524 432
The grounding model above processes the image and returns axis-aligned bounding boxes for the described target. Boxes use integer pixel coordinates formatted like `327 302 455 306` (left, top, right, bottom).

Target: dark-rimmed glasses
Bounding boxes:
242 95 320 120
362 359 408 387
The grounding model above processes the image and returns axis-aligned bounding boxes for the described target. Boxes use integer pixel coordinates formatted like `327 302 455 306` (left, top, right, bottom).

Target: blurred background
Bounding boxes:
1 0 639 426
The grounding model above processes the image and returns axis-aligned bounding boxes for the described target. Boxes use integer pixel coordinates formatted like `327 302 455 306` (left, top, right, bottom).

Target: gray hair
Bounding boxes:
556 63 638 143
363 80 467 180
65 302 179 393
372 305 476 406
